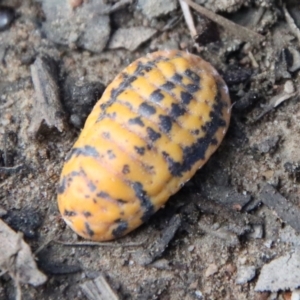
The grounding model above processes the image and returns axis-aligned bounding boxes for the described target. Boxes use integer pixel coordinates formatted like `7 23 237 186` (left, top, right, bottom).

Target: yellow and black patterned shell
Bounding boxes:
57 50 231 241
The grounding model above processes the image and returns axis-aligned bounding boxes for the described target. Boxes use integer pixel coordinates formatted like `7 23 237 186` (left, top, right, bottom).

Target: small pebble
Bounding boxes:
138 0 177 19
264 240 273 249
205 264 218 277
248 224 264 239
224 263 236 276
195 290 203 299
188 245 195 252
0 6 15 31
236 265 256 284
284 80 295 94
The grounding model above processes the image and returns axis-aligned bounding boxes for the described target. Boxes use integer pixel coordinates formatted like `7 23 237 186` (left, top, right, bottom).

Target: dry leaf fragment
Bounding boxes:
80 274 119 300
283 4 300 46
0 219 47 286
260 184 300 233
255 249 300 292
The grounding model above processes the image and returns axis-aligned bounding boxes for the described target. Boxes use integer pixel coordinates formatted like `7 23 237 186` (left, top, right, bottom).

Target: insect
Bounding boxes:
57 50 231 241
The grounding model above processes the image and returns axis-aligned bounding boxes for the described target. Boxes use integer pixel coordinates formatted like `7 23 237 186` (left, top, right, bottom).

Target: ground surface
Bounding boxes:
1 0 300 299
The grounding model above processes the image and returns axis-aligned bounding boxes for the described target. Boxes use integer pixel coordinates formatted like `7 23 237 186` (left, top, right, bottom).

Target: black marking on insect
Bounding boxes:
57 177 67 194
146 127 161 142
97 61 159 121
111 76 137 99
162 151 181 177
107 112 117 120
97 191 110 199
170 103 186 118
192 129 200 135
134 146 146 155
87 181 97 192
171 73 183 84
69 170 81 178
161 81 176 91
107 150 116 160
102 131 111 139
85 222 94 237
185 84 199 94
157 89 228 177
180 91 193 105
116 199 127 204
122 164 130 175
122 100 133 111
128 117 145 127
177 90 227 176
66 146 100 161
112 221 128 238
59 168 90 194
135 61 153 73
83 211 92 218
139 102 156 116
131 181 154 222
99 98 115 116
159 115 173 133
64 210 77 217
184 69 201 84
149 90 164 103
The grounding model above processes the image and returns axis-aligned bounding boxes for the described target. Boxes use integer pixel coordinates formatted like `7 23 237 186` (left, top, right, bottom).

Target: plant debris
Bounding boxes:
0 164 23 175
283 4 300 46
133 214 181 265
179 0 197 38
255 249 300 292
183 0 265 45
260 184 300 233
254 80 297 122
80 274 119 300
28 56 66 138
0 219 47 299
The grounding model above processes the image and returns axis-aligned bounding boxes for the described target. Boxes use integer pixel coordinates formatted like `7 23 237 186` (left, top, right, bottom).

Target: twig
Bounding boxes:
198 223 240 246
0 164 23 175
3 130 7 166
54 238 147 247
0 99 17 110
34 238 53 255
15 276 22 300
283 4 300 45
248 51 259 68
254 81 297 122
183 0 264 45
179 0 197 38
81 275 119 300
161 16 182 31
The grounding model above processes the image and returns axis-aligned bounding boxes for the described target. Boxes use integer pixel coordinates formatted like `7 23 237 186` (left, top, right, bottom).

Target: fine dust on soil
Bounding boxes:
1 0 300 299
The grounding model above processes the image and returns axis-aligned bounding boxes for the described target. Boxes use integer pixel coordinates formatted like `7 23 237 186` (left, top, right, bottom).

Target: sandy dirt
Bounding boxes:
1 0 300 299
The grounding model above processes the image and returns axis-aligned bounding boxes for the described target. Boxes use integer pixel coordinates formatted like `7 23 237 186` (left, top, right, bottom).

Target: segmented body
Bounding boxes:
57 50 231 241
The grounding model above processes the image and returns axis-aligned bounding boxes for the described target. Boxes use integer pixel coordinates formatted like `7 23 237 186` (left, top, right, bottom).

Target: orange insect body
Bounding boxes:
57 50 231 241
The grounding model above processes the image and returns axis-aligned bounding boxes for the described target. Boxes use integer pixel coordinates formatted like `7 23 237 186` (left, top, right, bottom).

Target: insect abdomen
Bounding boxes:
57 50 231 241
